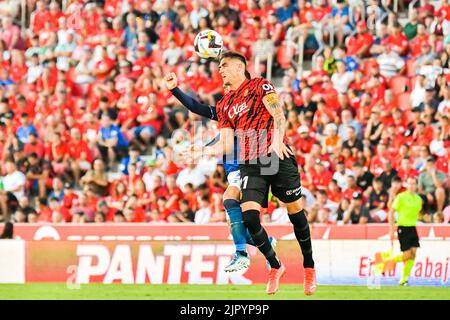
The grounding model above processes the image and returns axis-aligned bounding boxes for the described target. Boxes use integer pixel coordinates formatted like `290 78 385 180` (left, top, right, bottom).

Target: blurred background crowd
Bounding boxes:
0 0 448 225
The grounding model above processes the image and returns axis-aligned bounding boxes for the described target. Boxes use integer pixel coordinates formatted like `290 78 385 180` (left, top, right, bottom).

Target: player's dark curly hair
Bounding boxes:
219 51 251 79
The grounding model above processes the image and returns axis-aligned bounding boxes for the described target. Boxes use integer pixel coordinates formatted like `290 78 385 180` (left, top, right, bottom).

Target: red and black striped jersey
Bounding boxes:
216 77 281 161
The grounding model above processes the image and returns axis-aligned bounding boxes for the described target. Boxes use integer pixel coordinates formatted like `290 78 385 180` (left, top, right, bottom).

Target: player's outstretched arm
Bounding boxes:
164 72 218 120
183 127 234 159
388 195 399 247
262 91 294 160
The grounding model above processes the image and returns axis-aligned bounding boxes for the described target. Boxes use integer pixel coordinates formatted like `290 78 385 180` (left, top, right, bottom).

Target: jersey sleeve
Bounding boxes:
259 78 277 99
216 101 232 129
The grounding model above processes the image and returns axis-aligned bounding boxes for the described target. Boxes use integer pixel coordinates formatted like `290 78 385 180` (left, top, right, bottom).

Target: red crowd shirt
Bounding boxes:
310 169 333 190
347 33 374 57
411 34 429 57
312 5 332 21
67 138 92 162
382 33 409 55
397 168 418 181
342 186 363 200
31 9 50 33
437 4 450 20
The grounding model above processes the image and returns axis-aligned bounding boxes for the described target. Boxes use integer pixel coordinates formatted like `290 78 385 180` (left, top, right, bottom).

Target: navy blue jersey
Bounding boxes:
171 87 240 175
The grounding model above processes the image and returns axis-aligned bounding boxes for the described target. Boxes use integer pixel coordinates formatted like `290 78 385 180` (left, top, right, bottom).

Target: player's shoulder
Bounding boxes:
397 191 408 198
250 77 271 85
249 77 276 94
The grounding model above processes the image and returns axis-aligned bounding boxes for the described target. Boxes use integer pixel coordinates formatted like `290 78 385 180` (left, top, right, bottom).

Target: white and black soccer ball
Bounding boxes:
194 30 223 59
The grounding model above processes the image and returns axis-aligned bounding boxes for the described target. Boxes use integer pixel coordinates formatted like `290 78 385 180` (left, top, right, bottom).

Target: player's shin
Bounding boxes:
242 209 281 269
224 199 248 255
288 210 315 268
245 229 255 246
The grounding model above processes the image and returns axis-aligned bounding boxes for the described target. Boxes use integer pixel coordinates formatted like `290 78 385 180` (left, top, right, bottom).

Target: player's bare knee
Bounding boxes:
286 199 304 214
241 201 261 212
223 186 240 201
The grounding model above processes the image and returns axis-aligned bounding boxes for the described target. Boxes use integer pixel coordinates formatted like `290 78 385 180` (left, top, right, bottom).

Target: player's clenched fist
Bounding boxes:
163 72 178 90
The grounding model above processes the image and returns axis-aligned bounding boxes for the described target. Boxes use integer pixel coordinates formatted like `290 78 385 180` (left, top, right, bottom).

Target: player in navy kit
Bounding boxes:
185 51 317 295
163 72 276 273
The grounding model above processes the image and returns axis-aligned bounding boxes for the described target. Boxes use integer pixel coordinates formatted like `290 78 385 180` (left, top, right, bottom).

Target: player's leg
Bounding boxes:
242 198 286 295
399 227 419 285
399 247 417 286
240 171 285 295
285 201 315 269
389 226 420 285
241 199 282 269
272 155 316 295
222 176 250 272
223 170 276 272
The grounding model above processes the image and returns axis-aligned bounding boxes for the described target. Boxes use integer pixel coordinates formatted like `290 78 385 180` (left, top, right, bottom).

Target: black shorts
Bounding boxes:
398 226 420 252
239 153 302 206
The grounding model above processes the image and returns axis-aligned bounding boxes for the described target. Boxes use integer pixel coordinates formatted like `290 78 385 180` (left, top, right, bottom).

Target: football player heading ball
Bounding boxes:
184 51 317 296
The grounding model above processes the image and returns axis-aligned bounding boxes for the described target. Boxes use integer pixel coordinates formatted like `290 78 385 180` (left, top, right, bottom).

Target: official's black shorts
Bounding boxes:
239 153 302 206
398 226 420 252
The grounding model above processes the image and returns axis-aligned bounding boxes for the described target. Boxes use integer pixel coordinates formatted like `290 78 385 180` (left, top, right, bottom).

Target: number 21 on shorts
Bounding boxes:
241 176 249 189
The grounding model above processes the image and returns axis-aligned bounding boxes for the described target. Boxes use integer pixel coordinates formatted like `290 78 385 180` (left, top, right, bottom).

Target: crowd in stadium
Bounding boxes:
0 0 448 225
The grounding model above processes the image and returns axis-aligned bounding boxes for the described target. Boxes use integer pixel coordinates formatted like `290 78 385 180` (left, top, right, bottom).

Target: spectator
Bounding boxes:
119 146 144 176
252 29 275 64
113 211 125 223
194 195 211 224
172 199 195 222
176 162 207 189
367 177 389 222
24 152 50 198
418 156 448 221
364 107 384 147
0 161 26 219
70 193 95 222
80 159 108 196
347 21 374 58
98 113 129 168
309 189 339 223
413 43 436 70
163 39 183 66
331 60 354 94
48 177 64 203
276 0 296 26
333 161 355 190
378 158 399 190
271 199 290 223
16 113 37 144
404 9 419 40
343 192 371 224
376 44 405 78
13 208 27 223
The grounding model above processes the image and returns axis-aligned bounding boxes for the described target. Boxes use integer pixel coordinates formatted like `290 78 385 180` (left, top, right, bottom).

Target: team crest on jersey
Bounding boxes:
243 89 249 97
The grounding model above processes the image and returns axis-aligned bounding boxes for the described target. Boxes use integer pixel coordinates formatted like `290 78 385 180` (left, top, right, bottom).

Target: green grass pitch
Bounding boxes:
1 284 449 300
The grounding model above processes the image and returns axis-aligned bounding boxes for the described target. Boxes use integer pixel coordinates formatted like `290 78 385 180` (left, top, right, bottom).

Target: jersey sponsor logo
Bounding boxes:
228 102 249 119
286 186 302 196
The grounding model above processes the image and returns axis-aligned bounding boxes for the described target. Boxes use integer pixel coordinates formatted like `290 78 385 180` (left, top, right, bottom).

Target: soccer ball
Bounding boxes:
194 30 223 59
